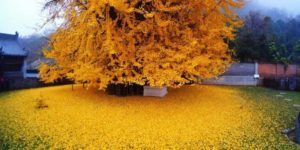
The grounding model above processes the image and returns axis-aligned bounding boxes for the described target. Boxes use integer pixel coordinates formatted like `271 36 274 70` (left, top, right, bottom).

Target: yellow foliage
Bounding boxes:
0 85 297 149
41 0 243 89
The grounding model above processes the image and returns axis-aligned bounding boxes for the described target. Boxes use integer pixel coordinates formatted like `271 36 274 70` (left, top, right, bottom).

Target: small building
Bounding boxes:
25 58 53 78
0 32 27 79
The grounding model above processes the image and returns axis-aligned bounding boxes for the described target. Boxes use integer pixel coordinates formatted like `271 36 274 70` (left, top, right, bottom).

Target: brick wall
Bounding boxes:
259 64 298 78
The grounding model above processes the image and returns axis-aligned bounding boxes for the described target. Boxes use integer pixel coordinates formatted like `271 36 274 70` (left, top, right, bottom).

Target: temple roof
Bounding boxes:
0 32 27 56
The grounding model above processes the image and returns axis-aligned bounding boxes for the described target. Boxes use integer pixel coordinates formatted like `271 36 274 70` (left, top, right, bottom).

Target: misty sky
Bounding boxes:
253 0 300 15
0 0 300 36
0 0 46 36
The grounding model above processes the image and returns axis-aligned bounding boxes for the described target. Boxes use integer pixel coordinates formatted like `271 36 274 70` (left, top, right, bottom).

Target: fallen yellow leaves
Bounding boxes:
0 85 298 149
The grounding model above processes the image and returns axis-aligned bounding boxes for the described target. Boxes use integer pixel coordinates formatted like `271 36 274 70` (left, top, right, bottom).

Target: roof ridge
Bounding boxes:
0 32 19 40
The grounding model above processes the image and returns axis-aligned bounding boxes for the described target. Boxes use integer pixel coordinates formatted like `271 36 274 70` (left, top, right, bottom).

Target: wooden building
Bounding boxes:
0 32 27 79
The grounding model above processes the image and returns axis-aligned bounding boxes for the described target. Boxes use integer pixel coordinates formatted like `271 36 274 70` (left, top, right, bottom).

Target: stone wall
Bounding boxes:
203 63 259 86
204 76 259 86
223 63 256 76
8 78 42 89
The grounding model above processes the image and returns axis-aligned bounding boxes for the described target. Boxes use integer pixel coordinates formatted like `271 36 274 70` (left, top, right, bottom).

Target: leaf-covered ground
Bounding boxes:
0 85 299 149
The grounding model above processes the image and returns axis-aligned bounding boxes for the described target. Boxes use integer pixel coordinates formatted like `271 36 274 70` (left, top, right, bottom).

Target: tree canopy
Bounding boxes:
233 11 300 65
40 0 243 89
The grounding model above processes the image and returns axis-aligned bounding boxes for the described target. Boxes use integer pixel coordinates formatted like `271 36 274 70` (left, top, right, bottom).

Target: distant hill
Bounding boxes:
19 34 49 63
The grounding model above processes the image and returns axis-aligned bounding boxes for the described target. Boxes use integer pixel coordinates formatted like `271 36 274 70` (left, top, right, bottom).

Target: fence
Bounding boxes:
258 63 300 91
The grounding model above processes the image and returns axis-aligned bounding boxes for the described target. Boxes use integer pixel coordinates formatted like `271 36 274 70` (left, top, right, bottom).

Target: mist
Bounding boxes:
239 0 300 20
255 0 300 15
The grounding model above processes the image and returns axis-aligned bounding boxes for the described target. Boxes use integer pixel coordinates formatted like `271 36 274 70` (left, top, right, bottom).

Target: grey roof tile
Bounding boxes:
0 33 27 56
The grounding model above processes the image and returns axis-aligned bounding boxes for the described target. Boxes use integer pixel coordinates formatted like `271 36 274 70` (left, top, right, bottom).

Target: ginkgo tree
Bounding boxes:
40 0 243 89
